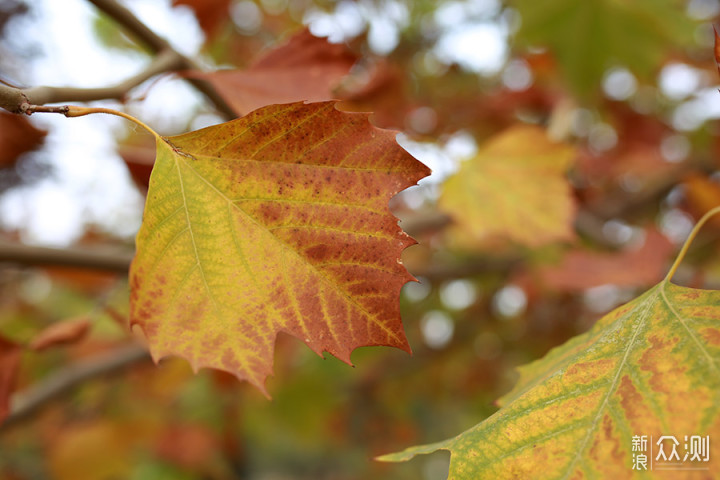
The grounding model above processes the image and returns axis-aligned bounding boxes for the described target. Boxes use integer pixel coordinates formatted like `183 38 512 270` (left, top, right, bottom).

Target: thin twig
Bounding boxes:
85 0 237 119
22 49 184 106
1 343 150 430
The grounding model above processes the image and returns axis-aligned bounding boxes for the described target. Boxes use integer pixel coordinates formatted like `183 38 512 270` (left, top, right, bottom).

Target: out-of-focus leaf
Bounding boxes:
537 228 673 291
154 423 220 471
119 139 156 192
173 0 231 39
439 125 576 248
0 335 20 424
380 274 720 478
511 0 697 98
48 420 158 480
29 316 91 351
130 101 429 396
0 111 46 168
191 29 358 115
683 173 720 227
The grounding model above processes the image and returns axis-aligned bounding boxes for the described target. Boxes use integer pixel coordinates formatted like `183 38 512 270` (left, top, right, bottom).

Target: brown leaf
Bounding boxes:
118 140 156 192
154 424 219 471
191 28 358 115
0 112 47 168
29 316 91 352
682 172 720 227
715 24 720 77
0 335 21 424
537 228 674 291
173 0 231 39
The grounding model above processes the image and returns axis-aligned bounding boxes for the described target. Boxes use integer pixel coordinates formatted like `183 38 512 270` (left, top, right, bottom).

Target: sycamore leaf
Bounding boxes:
380 245 720 477
0 335 21 424
511 0 696 98
129 101 430 395
190 29 358 115
439 125 576 248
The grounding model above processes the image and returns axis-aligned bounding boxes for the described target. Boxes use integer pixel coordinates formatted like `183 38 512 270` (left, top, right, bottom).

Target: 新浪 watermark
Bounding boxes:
631 435 710 471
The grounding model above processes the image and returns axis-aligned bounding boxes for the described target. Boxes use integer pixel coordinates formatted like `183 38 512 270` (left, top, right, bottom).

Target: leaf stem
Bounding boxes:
665 205 720 282
64 105 160 139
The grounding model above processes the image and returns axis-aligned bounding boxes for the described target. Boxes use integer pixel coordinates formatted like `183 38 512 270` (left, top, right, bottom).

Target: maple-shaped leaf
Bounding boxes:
380 232 720 477
0 335 21 424
190 29 358 115
439 125 576 248
129 101 429 395
511 0 697 98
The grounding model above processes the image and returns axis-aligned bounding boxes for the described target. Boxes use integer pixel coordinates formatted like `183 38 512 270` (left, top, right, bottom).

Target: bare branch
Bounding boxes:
1 343 150 430
0 1 236 118
23 49 184 106
0 239 132 273
0 82 28 113
85 0 237 119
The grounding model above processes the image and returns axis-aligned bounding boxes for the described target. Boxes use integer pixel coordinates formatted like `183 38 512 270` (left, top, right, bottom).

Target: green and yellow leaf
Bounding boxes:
129 101 430 395
380 269 720 478
511 0 697 98
439 125 576 248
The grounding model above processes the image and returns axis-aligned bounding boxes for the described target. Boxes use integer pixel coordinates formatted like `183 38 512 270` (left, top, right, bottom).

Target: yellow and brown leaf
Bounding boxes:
129 101 430 395
380 280 720 478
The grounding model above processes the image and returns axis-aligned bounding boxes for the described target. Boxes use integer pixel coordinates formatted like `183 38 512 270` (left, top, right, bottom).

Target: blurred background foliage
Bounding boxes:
2 0 720 478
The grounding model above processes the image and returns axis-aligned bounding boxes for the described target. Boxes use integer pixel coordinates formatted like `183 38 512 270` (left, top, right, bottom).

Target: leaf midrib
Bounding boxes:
169 142 404 344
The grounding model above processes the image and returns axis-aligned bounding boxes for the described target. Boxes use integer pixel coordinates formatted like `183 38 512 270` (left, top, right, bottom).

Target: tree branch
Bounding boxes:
86 0 237 119
0 0 236 118
87 0 172 53
1 342 150 430
22 49 184 105
0 239 132 273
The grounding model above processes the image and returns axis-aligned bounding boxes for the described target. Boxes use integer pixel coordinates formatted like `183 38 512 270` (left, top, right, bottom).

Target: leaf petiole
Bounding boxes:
64 106 160 140
665 204 720 282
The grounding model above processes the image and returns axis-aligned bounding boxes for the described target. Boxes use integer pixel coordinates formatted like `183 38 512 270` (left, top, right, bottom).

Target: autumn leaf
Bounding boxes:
379 214 720 478
439 125 576 248
129 101 430 395
0 335 20 424
29 316 91 352
190 29 358 115
173 0 231 39
536 228 673 291
0 111 46 168
683 173 720 227
512 0 696 98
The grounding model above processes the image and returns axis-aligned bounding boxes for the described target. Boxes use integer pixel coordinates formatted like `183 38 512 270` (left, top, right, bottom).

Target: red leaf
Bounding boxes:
191 29 358 115
537 229 674 291
29 316 91 352
154 424 219 471
0 335 21 424
0 112 47 168
173 0 231 39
